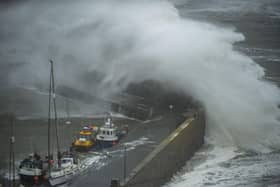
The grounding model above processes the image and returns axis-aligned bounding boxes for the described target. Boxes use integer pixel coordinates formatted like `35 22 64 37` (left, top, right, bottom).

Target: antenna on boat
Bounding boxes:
105 112 113 128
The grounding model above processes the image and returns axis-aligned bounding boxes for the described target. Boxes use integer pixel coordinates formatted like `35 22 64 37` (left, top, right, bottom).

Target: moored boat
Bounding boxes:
48 153 78 186
96 115 128 148
72 125 97 151
18 153 46 183
47 60 80 186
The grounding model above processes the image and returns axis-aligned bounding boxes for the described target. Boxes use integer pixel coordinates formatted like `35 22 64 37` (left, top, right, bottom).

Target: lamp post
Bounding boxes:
123 143 127 181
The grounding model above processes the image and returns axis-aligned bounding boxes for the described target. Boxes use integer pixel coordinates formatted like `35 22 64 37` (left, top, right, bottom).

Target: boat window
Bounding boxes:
80 135 89 140
62 159 71 164
23 161 33 168
107 131 110 135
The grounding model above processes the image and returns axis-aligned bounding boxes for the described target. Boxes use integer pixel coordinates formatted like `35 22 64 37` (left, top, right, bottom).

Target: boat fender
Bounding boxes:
49 159 54 165
34 176 39 184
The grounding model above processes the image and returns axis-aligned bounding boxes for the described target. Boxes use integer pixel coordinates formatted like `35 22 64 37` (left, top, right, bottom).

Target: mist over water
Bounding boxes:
1 0 280 152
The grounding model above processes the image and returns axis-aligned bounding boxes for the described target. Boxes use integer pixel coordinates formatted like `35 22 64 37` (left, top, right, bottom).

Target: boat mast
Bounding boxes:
48 60 61 173
50 60 61 167
48 60 52 174
11 115 15 187
8 114 15 187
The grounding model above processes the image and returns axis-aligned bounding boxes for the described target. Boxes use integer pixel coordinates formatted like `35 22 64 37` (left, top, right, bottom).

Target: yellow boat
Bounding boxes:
73 126 97 151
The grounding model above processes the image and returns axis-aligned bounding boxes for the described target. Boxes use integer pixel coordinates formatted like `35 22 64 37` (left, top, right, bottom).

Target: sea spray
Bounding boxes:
1 0 280 152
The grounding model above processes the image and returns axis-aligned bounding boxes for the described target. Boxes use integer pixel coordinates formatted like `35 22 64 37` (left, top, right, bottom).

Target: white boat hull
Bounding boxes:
49 164 78 186
19 168 44 183
49 174 69 186
19 168 42 177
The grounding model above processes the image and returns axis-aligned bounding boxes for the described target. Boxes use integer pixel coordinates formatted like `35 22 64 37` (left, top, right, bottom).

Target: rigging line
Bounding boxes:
48 60 52 174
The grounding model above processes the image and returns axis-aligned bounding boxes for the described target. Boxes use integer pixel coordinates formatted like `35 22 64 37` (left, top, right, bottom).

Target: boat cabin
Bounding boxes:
19 154 43 170
73 126 96 150
61 157 74 168
96 126 118 142
78 130 93 141
99 127 116 136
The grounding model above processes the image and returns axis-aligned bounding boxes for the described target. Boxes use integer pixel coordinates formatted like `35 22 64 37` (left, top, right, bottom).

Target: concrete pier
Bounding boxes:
121 110 205 187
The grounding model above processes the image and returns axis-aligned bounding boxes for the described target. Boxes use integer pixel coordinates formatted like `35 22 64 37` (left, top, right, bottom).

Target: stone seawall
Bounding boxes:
120 110 205 187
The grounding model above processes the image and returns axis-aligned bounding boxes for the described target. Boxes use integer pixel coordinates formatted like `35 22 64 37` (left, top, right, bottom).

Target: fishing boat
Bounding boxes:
18 153 45 183
47 60 78 186
72 125 97 151
96 115 128 148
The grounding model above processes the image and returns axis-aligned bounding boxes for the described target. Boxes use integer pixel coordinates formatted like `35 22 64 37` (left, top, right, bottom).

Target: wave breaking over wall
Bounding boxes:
1 0 280 152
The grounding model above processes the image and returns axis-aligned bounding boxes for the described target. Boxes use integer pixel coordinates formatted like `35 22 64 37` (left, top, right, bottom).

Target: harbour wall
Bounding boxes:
120 110 205 187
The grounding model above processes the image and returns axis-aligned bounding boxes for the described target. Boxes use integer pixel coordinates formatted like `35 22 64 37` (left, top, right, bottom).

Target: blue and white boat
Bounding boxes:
96 116 124 148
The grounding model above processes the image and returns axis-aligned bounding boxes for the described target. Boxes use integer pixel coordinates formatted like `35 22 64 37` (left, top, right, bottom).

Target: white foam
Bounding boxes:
124 137 154 151
77 137 153 171
142 116 163 124
164 145 280 187
79 154 106 171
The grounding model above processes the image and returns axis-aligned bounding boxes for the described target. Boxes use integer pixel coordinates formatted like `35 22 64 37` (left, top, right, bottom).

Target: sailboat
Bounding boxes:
47 60 78 186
